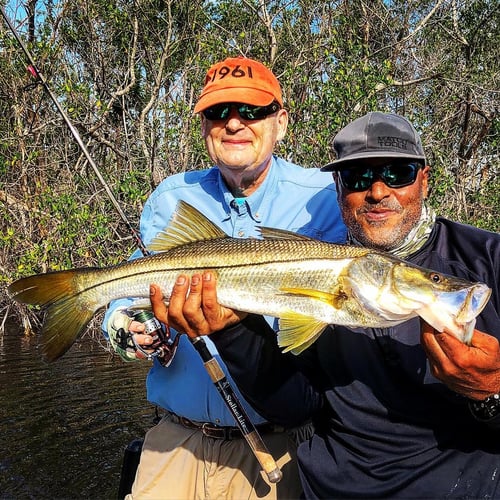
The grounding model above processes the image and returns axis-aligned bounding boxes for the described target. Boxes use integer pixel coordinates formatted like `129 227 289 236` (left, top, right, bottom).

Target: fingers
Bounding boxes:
199 272 220 321
133 334 155 359
148 275 207 336
421 321 457 357
467 328 499 351
150 271 245 339
182 273 204 320
420 321 449 373
150 283 168 323
124 285 167 359
421 320 472 369
128 320 145 333
167 274 193 334
179 273 209 337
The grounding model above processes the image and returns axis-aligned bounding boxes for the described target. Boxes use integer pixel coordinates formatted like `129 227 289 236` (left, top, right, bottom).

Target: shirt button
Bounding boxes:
238 231 245 237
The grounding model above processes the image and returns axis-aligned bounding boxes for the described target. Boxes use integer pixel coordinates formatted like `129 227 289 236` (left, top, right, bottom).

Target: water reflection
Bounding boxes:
0 319 152 499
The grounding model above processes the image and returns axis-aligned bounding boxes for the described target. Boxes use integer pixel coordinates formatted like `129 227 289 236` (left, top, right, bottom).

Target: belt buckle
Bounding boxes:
202 422 236 440
201 422 217 438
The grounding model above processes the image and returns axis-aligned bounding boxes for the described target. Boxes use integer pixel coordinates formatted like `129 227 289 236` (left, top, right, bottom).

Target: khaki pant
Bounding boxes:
127 415 311 500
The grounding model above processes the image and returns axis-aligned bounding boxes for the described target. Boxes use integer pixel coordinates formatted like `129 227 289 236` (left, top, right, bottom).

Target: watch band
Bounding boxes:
469 393 500 420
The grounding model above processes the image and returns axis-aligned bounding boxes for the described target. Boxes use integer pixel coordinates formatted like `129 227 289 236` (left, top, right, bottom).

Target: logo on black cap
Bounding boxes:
377 136 409 150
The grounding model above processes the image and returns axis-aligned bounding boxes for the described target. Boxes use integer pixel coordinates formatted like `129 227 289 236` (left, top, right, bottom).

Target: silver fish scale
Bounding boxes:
79 238 369 314
213 259 358 323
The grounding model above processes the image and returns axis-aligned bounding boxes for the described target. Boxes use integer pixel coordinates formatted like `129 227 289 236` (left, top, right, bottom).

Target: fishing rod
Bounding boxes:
1 7 282 484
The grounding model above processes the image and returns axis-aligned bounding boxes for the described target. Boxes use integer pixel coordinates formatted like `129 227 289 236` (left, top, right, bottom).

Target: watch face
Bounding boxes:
470 394 500 420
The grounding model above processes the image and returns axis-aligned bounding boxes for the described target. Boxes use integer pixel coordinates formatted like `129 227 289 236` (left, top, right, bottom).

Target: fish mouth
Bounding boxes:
428 282 492 343
440 283 492 324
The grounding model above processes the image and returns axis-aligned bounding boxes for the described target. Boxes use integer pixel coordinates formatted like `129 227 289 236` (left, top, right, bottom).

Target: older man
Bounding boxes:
160 112 500 498
103 56 346 499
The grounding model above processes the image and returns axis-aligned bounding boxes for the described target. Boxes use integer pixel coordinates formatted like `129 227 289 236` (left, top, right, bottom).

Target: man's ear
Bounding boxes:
276 108 289 141
422 165 430 198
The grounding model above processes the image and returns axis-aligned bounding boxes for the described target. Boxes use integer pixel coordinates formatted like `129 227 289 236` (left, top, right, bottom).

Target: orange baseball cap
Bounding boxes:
193 56 283 113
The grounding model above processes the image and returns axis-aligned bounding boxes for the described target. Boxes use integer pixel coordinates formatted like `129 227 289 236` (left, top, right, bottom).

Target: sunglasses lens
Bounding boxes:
238 102 280 119
202 104 231 120
339 168 373 191
339 163 421 191
382 163 420 187
203 102 280 121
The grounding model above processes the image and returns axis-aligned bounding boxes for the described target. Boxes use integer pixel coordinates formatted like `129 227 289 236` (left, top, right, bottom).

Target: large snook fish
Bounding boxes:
8 201 491 361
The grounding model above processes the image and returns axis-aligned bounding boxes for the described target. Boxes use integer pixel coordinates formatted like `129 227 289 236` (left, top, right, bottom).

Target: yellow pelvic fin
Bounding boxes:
148 200 227 252
280 286 348 309
278 311 329 355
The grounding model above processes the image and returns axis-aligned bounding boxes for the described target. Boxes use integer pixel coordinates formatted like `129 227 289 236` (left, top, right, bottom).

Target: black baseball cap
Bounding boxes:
321 112 426 171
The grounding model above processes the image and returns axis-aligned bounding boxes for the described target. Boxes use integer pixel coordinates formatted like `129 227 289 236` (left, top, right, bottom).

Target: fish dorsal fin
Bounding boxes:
259 227 314 240
277 311 329 355
148 200 227 252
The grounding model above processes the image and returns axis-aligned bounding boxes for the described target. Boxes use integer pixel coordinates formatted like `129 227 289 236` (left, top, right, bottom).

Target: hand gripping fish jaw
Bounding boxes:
131 310 180 367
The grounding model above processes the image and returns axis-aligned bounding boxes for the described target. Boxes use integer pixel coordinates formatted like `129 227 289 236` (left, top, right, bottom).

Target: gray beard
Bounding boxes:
349 203 436 258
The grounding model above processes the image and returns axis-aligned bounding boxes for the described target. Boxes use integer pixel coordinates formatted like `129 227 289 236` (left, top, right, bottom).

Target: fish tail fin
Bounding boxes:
38 294 97 361
7 270 81 306
8 271 98 361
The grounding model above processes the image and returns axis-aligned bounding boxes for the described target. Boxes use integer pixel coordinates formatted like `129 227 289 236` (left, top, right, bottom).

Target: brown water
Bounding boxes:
0 318 152 499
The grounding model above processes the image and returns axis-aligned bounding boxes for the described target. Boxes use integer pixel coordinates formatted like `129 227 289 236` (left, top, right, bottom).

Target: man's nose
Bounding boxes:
367 179 392 200
225 108 245 130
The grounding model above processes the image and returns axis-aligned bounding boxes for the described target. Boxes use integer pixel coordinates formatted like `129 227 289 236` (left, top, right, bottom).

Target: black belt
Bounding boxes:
165 412 285 440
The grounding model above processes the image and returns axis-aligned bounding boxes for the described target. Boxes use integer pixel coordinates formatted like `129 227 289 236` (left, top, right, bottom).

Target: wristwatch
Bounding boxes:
469 393 500 420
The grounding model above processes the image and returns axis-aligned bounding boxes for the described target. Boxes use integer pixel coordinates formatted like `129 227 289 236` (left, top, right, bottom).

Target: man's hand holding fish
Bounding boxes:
420 321 500 400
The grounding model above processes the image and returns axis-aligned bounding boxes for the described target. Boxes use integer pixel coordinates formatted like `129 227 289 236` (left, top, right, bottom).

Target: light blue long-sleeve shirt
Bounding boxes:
103 156 346 426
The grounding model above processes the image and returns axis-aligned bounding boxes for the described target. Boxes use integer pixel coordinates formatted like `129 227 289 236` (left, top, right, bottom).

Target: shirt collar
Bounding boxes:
218 157 278 223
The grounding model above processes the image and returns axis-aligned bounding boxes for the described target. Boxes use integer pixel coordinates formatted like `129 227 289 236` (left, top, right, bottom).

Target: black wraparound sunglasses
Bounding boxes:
202 101 281 121
338 162 424 191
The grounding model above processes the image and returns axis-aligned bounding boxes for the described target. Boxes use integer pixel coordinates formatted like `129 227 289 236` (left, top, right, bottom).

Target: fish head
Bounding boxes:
344 253 491 342
391 262 491 343
344 253 431 321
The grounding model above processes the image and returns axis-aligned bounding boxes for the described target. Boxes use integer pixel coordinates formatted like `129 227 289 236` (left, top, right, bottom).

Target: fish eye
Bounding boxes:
430 273 441 283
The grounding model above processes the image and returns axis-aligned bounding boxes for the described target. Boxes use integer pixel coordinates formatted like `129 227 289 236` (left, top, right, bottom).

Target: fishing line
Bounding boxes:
0 7 148 256
1 7 282 483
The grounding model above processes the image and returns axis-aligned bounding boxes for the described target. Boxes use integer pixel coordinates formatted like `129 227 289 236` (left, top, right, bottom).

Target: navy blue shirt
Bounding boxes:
103 157 346 426
213 218 500 497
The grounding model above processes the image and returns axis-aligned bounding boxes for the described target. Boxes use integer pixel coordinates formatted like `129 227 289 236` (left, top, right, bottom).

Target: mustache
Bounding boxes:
357 201 403 214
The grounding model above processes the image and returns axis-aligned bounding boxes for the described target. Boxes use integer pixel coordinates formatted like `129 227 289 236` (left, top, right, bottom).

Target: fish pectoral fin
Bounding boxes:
277 312 328 355
148 200 227 252
280 286 349 309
